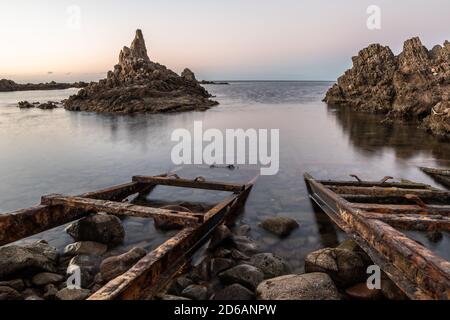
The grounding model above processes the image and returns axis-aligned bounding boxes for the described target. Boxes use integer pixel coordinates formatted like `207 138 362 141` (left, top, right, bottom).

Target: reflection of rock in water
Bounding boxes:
330 105 450 164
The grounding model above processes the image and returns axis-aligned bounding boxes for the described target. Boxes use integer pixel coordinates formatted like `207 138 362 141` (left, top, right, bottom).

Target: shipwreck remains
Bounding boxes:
0 173 255 300
420 167 450 189
304 173 450 300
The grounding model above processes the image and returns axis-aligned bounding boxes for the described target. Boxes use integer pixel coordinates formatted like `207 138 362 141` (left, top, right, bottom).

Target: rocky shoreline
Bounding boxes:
0 79 87 92
324 37 449 138
0 210 407 300
64 30 218 114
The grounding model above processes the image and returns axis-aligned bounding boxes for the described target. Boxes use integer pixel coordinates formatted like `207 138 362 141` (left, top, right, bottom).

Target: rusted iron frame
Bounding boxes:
420 167 450 188
319 179 436 190
0 177 166 246
88 184 253 300
350 203 450 217
132 175 245 192
329 185 449 198
41 194 203 227
304 173 450 300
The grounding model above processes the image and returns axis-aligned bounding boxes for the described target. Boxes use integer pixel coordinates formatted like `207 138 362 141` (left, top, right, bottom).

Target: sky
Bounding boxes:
0 0 449 82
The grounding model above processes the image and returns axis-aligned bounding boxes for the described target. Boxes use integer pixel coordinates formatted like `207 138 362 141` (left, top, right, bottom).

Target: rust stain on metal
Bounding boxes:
304 173 450 300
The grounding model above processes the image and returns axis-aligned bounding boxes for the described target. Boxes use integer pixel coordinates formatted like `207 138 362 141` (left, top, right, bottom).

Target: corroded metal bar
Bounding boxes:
319 179 435 189
361 211 450 231
88 185 253 300
0 205 85 246
420 167 450 188
350 203 450 217
132 175 245 192
329 185 449 198
41 194 203 226
304 173 450 300
342 194 450 204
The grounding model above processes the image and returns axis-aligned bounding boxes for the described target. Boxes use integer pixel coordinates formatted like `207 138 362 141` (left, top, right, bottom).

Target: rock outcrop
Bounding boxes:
324 37 450 138
64 29 217 114
0 79 87 92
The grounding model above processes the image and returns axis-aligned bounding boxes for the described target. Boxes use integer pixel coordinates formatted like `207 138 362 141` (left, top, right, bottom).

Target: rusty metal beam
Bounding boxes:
88 184 253 300
360 211 450 231
41 194 203 227
350 203 450 217
0 205 85 246
132 175 245 193
304 173 450 300
329 185 449 198
319 179 435 190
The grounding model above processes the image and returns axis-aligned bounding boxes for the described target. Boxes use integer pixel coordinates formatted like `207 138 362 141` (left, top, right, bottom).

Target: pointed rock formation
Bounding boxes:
324 37 450 138
64 29 217 114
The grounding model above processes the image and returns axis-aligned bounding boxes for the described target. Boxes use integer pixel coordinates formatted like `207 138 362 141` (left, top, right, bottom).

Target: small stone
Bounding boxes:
213 284 254 300
212 247 231 258
0 279 25 291
209 225 232 249
232 236 259 254
64 241 108 256
65 213 125 246
256 273 340 300
234 225 251 236
260 216 299 237
169 276 193 295
181 284 208 300
100 247 146 282
0 286 23 300
43 284 58 299
210 258 234 275
67 255 101 289
231 249 250 261
345 283 383 300
219 264 264 290
32 272 64 286
249 253 291 279
56 288 91 300
304 247 367 287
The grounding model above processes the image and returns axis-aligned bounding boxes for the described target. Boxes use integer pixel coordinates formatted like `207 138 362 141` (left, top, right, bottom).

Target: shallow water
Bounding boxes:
1 82 449 271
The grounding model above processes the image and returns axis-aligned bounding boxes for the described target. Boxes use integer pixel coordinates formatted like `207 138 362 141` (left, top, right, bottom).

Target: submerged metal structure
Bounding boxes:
0 173 255 300
420 167 450 189
304 173 450 300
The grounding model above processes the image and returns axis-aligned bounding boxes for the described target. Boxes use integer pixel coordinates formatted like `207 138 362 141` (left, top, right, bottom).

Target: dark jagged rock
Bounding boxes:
64 29 218 114
0 79 87 92
324 37 450 138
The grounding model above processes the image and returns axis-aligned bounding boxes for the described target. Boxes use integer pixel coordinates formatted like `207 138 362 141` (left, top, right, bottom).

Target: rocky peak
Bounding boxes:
130 29 150 62
181 68 196 81
398 37 430 72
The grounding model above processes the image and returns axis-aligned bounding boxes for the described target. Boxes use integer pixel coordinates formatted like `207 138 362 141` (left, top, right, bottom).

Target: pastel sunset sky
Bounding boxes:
0 0 449 82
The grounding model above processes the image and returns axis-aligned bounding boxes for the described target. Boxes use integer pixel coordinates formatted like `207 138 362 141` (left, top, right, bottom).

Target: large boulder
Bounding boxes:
56 288 91 300
259 216 299 237
304 247 368 287
218 264 264 290
64 29 217 114
0 242 58 279
31 272 64 286
213 284 254 300
323 37 450 138
181 284 208 300
66 255 101 289
256 273 340 300
249 253 291 279
66 213 125 246
99 247 146 282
